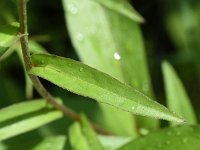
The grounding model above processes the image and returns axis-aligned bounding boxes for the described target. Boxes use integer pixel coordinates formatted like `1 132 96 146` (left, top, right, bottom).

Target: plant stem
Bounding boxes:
18 0 110 135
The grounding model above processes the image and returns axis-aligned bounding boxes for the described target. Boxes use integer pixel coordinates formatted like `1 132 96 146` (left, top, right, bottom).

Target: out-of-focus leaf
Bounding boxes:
29 54 185 123
164 0 200 75
118 125 200 150
0 99 46 122
80 114 104 150
33 136 66 150
93 0 144 22
0 22 20 59
69 115 104 150
29 40 48 54
0 131 66 150
69 122 90 150
98 135 132 150
162 61 197 125
63 0 158 135
0 99 63 141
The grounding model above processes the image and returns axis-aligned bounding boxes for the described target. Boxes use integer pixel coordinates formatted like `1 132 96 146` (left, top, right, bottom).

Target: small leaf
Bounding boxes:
118 125 200 150
69 115 104 150
80 114 104 150
0 99 63 141
0 22 20 59
69 122 90 150
29 53 184 123
162 61 197 125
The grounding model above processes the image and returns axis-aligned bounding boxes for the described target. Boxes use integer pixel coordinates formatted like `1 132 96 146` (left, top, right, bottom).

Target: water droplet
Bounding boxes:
131 106 135 110
67 3 78 14
182 138 188 143
79 68 83 72
114 52 121 60
76 33 84 41
139 128 149 135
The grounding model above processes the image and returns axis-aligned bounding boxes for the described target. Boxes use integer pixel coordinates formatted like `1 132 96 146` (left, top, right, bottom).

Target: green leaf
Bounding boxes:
33 136 66 150
0 99 46 122
118 125 200 150
63 0 158 135
162 61 197 125
69 115 104 150
29 40 48 54
93 0 144 23
0 22 20 59
29 53 184 123
69 122 90 150
0 100 63 141
80 114 104 150
98 135 132 150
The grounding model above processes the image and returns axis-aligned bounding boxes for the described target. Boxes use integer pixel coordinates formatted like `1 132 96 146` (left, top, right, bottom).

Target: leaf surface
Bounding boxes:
118 125 200 150
29 54 184 123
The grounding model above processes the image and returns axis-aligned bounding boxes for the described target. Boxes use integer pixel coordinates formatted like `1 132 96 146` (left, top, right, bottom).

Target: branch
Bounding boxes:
18 0 110 135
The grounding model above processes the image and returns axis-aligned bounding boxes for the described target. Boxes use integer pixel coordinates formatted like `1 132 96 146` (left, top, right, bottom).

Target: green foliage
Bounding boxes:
0 0 199 149
162 61 197 125
119 125 200 150
0 22 19 61
0 99 63 141
69 115 104 150
63 0 158 135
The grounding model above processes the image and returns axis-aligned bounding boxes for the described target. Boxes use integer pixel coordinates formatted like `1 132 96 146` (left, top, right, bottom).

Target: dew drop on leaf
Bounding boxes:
67 3 78 15
139 128 149 135
113 52 121 60
79 68 83 72
76 33 84 41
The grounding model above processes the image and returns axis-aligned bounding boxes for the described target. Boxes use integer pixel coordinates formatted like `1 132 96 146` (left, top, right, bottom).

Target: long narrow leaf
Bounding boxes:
80 114 104 150
162 61 197 125
0 99 46 122
29 54 184 123
69 122 90 150
0 110 63 141
0 99 63 141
